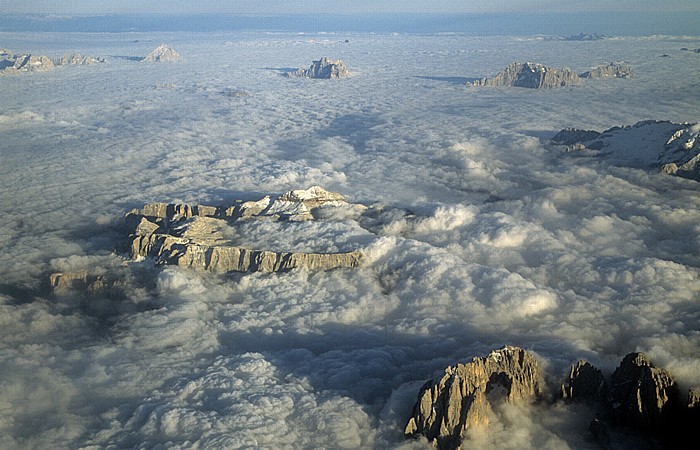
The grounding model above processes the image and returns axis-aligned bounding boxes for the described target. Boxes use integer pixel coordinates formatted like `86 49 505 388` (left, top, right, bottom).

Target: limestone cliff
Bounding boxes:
127 186 365 273
404 346 543 449
466 62 581 89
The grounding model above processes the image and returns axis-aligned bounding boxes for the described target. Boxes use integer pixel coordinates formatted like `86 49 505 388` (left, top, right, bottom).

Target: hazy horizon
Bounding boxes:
1 11 699 36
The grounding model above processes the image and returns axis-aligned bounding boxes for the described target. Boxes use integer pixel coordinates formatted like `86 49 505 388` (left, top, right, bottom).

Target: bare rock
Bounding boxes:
50 271 124 297
466 62 581 89
579 62 632 79
609 352 682 430
561 360 607 402
127 187 366 274
286 57 349 79
404 346 543 449
142 44 181 62
54 52 105 66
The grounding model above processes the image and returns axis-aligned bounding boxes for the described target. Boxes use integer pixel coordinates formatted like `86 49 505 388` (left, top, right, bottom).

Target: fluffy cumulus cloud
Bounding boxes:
1 31 699 449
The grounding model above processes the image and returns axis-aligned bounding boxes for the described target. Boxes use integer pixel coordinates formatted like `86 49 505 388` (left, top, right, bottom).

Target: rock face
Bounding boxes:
466 62 581 89
561 360 606 402
563 32 607 41
608 352 682 430
54 52 105 66
286 57 349 79
404 346 543 450
579 62 632 79
126 186 365 273
1 48 105 74
550 120 700 181
50 271 124 297
142 44 181 62
405 348 699 449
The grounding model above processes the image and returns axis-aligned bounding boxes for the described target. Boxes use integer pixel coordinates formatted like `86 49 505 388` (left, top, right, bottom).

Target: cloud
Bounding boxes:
1 31 700 449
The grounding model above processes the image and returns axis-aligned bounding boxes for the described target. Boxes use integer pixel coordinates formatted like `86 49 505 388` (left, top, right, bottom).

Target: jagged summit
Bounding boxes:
285 57 350 79
466 62 581 89
142 44 181 62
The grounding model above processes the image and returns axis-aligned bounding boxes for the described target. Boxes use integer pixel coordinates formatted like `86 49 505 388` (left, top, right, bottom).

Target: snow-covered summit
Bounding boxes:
551 120 700 180
142 44 181 62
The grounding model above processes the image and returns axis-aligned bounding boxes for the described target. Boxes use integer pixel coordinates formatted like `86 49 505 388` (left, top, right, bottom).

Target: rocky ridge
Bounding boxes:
1 48 104 74
579 62 632 79
466 62 581 89
126 186 365 273
405 346 542 450
550 120 700 180
285 57 350 79
405 346 699 450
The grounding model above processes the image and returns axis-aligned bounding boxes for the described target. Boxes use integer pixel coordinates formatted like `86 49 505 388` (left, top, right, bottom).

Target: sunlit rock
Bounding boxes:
404 346 543 450
286 57 350 79
142 44 181 62
127 186 365 273
466 62 581 89
579 62 632 79
1 48 105 74
550 120 700 180
50 270 124 297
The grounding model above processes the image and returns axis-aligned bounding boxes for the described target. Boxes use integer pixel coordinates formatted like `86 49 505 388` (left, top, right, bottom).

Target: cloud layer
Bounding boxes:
1 32 699 448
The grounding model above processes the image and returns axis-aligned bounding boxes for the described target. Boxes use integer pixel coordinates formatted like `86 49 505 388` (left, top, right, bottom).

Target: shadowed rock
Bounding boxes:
285 57 350 79
466 62 581 89
609 352 682 430
404 346 543 450
561 360 607 402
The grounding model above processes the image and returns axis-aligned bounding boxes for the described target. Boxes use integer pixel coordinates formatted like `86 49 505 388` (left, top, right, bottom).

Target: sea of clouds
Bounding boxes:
1 31 699 449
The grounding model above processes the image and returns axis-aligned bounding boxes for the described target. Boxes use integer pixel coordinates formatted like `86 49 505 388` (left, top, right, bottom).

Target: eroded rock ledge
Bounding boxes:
405 346 699 450
126 186 364 273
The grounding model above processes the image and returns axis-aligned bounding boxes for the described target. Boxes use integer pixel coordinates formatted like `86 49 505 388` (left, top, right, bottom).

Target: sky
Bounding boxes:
2 0 700 15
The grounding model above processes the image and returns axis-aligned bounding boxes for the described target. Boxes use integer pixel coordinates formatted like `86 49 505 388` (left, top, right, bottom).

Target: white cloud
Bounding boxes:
1 31 700 449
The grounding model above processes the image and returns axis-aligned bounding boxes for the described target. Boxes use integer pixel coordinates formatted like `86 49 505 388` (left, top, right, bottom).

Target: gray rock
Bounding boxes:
404 346 542 450
551 128 601 145
609 352 682 430
127 186 366 273
579 62 632 79
561 360 607 402
286 57 350 79
54 52 105 66
142 44 181 62
563 33 607 41
466 62 581 89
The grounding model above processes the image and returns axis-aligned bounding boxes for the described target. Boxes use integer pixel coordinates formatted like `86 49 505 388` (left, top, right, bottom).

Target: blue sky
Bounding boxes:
3 0 700 14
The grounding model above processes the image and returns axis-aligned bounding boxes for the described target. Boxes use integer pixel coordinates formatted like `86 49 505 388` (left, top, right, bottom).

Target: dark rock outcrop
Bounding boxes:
466 62 581 89
285 57 350 79
404 346 543 450
608 352 682 430
561 360 607 402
